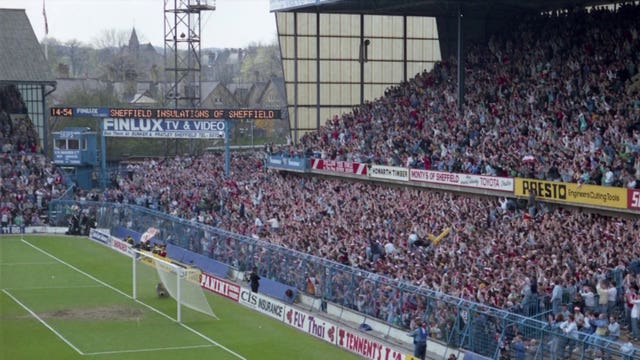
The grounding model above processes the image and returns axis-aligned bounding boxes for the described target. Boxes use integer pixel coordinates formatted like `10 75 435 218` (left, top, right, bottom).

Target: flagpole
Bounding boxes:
43 0 48 60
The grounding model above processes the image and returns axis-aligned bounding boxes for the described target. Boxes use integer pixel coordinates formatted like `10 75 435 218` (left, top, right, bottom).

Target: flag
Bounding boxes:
42 0 48 35
428 227 451 245
140 227 159 244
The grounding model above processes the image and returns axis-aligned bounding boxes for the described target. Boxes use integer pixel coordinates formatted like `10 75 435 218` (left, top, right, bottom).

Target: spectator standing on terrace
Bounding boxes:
631 286 640 340
551 278 563 315
607 281 617 318
624 286 638 332
407 319 428 360
581 285 597 314
596 280 610 316
559 314 578 359
608 316 620 342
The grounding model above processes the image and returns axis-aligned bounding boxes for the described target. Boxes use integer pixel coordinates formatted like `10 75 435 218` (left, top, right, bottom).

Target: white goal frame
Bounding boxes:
130 248 217 322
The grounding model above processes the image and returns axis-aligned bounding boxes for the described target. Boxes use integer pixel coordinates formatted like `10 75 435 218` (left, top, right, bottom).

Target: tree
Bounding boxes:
65 39 92 77
235 42 282 83
92 29 128 52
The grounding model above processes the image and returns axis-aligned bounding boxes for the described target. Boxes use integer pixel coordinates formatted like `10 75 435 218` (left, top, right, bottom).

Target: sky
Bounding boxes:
1 0 278 49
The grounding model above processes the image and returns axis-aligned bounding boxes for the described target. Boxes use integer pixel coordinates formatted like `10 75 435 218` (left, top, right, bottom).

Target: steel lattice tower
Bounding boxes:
163 0 215 108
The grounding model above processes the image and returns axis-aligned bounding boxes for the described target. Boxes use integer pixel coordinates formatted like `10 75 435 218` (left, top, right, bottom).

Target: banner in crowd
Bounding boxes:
368 165 409 181
309 158 367 176
266 155 307 172
514 178 627 209
628 189 640 211
410 169 514 192
140 227 159 244
102 118 225 139
200 272 240 302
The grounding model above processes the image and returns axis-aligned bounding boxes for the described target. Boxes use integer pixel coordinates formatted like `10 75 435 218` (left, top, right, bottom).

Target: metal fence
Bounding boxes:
48 199 639 360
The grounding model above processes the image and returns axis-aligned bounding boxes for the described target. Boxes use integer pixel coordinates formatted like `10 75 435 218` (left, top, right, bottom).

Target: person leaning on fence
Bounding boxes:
407 320 428 360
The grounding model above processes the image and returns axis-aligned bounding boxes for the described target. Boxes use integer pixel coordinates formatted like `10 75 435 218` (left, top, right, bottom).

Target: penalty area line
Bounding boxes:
84 344 214 356
1 288 85 355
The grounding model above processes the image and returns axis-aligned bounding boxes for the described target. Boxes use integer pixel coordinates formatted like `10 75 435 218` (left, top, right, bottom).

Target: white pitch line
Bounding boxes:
84 344 214 356
2 288 85 355
3 285 104 291
20 239 248 360
0 262 60 266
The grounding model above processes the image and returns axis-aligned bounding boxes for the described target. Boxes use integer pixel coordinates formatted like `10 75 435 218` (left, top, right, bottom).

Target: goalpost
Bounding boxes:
130 249 218 322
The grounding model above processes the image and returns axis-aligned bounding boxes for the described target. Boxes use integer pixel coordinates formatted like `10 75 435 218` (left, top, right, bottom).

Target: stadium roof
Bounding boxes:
270 0 622 17
0 9 55 84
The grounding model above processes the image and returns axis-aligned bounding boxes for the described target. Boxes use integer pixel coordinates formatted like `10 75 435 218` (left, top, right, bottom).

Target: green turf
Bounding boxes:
0 235 361 360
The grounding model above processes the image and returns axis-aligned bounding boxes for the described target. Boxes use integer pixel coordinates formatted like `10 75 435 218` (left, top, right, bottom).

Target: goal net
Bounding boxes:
131 249 218 322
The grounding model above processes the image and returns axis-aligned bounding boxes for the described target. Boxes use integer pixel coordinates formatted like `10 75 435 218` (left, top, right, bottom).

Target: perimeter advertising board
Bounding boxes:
335 327 405 360
410 169 513 192
200 272 240 301
628 189 640 211
238 288 285 321
283 306 338 344
514 178 627 209
281 304 410 360
369 165 409 181
267 155 307 171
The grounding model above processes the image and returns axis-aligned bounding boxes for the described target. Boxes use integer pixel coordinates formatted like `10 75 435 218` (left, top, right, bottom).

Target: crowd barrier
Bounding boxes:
49 199 639 359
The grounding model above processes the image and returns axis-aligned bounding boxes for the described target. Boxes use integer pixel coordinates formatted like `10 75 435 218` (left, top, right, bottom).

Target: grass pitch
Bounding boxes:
0 235 361 360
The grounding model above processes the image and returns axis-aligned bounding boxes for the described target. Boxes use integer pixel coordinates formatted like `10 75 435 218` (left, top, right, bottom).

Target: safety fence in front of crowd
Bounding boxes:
267 155 640 214
48 199 638 359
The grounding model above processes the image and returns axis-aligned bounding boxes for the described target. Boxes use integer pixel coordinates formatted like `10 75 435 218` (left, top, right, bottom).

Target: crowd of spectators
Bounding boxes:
100 152 640 317
0 85 63 233
299 5 640 189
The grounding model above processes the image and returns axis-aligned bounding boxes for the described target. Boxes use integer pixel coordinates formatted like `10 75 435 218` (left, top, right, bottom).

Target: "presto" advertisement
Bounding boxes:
514 178 627 209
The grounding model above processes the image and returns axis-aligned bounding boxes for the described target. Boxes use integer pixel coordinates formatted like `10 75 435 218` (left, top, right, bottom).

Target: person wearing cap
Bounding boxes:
407 319 428 360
